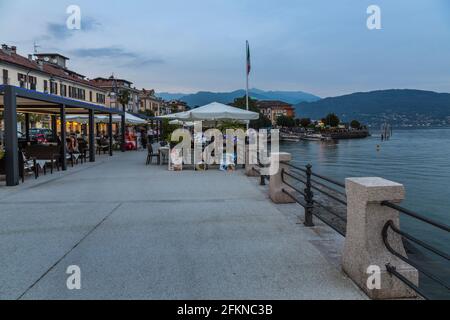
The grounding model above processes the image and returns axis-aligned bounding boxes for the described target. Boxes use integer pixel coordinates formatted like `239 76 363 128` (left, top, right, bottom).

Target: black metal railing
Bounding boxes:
381 202 450 300
277 162 450 299
252 154 270 186
280 163 347 235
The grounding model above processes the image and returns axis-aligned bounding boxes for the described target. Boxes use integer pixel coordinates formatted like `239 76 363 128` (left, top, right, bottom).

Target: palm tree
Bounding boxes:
117 89 131 110
117 90 130 152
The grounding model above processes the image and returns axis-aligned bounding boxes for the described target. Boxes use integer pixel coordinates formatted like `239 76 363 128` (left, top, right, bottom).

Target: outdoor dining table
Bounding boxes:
159 146 171 169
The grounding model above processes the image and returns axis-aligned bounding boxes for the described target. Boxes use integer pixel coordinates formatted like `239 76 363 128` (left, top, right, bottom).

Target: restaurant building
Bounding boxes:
166 100 188 114
139 89 164 116
90 75 140 113
255 100 295 125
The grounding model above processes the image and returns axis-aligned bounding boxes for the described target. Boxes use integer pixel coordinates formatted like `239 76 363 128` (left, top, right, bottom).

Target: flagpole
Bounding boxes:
246 73 249 111
246 40 250 129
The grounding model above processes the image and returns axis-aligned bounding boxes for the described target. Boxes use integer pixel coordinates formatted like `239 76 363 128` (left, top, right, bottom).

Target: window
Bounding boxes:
28 76 37 90
60 84 67 97
18 73 26 88
44 80 48 93
2 69 8 84
89 91 93 102
69 86 78 99
50 81 58 95
96 93 105 104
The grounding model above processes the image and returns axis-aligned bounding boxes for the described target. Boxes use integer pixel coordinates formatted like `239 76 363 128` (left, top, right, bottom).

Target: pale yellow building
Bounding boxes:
1 44 107 107
139 89 164 116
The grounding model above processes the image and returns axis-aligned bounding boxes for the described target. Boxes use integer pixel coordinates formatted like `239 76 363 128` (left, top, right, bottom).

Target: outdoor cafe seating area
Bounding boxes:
0 85 132 186
145 102 260 172
0 133 117 184
1 87 260 185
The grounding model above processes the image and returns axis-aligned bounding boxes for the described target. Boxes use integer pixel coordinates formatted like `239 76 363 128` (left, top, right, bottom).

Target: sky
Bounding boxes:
0 0 449 97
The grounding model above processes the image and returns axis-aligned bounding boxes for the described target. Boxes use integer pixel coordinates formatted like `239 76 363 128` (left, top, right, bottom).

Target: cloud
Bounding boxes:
122 57 165 68
70 46 138 58
70 46 165 68
46 16 101 40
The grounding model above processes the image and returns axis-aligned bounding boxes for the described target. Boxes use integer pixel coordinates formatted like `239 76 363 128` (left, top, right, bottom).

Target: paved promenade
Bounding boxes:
0 152 366 300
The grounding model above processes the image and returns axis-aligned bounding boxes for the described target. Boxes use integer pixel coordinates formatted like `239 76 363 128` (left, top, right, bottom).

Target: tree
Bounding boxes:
161 119 179 141
276 115 296 128
139 109 155 117
350 120 361 129
218 120 245 132
231 96 271 129
117 90 131 151
299 118 311 128
324 113 340 127
117 89 131 110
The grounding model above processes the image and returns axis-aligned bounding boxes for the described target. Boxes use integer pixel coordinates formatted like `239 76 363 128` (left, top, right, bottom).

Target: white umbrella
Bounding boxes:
67 113 147 125
112 112 147 125
65 115 109 123
169 119 195 126
159 111 190 120
164 102 259 121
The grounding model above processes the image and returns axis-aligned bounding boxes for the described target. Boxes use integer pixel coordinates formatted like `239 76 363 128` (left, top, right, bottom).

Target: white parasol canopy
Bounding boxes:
161 102 259 121
66 113 146 125
169 119 195 126
112 112 147 124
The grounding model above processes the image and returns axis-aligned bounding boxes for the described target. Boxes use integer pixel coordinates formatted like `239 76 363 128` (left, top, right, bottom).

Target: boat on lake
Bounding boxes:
280 132 302 142
301 133 324 141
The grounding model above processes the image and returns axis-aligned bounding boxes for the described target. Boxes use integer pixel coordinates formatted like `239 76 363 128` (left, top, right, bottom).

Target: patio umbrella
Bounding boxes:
65 115 108 124
162 102 259 121
112 112 147 125
169 119 195 126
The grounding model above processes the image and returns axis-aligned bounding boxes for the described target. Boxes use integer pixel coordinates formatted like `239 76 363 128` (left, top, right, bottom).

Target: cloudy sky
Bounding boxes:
1 0 449 97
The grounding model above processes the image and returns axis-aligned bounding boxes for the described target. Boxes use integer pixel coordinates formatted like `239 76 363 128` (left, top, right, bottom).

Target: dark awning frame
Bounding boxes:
0 85 125 186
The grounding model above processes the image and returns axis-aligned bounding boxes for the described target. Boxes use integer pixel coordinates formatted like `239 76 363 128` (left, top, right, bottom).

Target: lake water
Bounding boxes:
280 128 450 299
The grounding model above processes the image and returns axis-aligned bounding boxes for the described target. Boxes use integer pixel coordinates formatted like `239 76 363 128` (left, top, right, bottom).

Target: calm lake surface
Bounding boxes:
280 128 450 299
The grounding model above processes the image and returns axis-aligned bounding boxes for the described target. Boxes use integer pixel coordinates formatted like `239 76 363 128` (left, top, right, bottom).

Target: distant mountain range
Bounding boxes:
156 88 321 107
295 89 450 128
157 88 450 128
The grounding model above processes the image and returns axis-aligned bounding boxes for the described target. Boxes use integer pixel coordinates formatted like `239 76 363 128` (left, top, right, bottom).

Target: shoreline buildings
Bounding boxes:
0 44 168 133
255 100 295 126
90 76 140 113
1 44 298 128
139 89 164 116
0 45 107 109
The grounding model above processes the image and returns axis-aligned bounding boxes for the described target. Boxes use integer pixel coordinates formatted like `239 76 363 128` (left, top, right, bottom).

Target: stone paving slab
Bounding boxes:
0 152 366 300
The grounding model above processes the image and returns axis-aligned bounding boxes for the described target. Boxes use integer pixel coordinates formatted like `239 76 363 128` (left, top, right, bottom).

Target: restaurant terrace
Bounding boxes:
0 84 124 186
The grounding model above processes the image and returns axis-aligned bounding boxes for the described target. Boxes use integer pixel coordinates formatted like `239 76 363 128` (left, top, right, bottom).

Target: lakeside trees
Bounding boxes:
229 96 364 131
276 115 296 128
350 120 362 129
322 113 340 127
297 118 312 128
232 96 272 129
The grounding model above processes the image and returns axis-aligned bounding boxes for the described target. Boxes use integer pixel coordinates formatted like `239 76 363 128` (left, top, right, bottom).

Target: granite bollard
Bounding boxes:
342 177 418 299
269 152 295 204
244 145 259 177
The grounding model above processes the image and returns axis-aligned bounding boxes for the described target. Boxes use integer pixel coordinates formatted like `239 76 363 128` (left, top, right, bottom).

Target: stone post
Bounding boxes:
244 145 259 177
342 177 418 299
269 152 295 204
